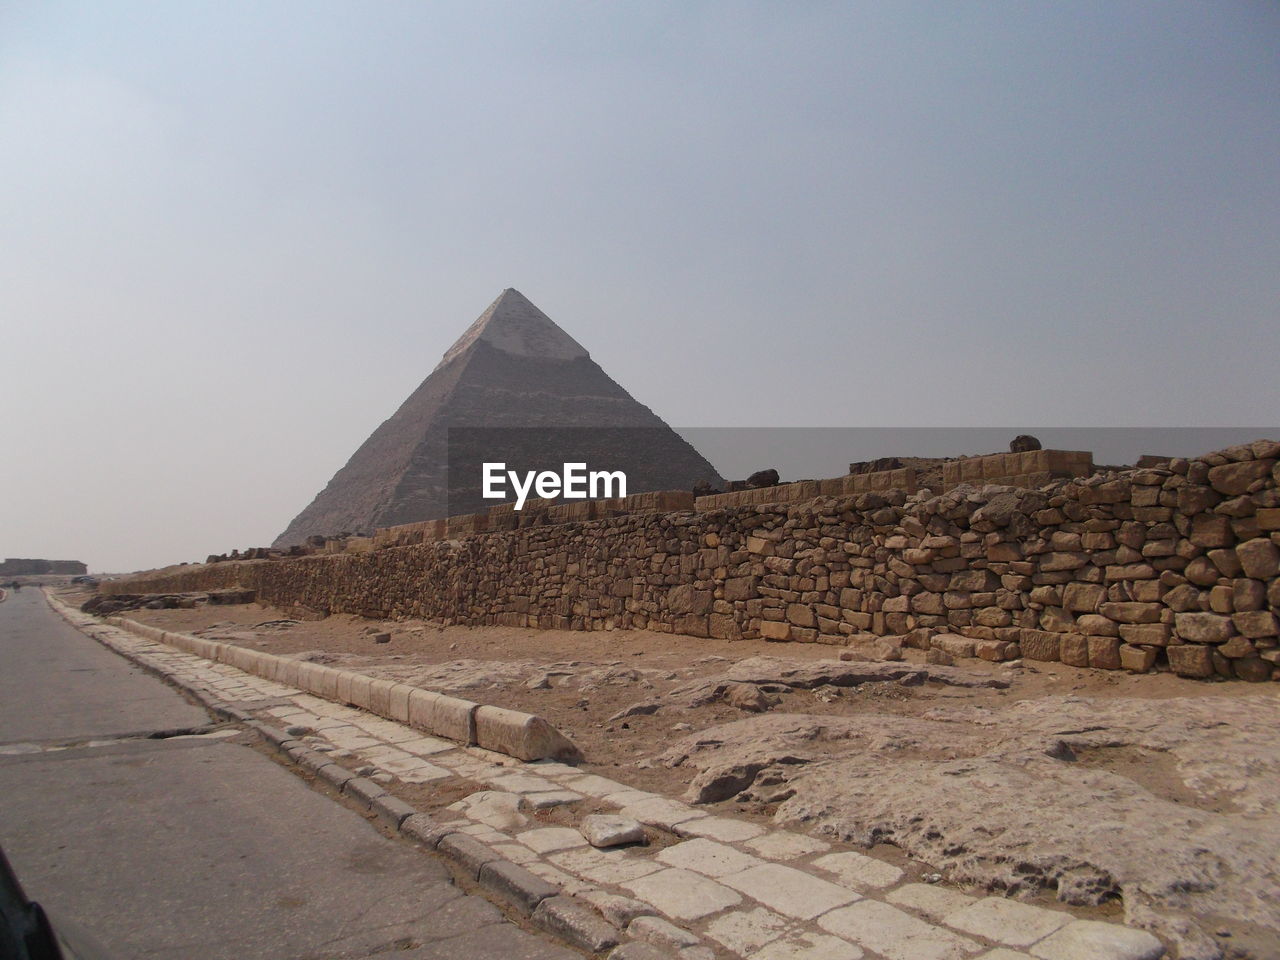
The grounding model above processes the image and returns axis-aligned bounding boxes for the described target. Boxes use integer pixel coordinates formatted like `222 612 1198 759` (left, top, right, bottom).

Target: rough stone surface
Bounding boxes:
662 696 1280 958
1028 919 1165 960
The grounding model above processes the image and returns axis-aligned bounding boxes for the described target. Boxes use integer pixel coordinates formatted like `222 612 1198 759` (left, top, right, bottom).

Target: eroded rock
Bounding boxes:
655 695 1280 958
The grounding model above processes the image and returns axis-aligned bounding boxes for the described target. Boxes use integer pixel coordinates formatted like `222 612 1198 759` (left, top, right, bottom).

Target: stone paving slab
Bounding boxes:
621 867 743 921
1029 920 1164 960
813 850 906 890
720 862 860 920
946 898 1073 948
886 882 978 921
656 838 763 877
818 899 982 960
673 816 766 843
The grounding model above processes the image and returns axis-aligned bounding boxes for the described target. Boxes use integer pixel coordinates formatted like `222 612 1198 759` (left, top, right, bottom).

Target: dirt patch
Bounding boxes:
115 596 1272 801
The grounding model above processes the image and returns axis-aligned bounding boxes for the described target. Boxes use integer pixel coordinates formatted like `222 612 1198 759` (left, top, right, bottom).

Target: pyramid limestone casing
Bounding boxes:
273 289 723 547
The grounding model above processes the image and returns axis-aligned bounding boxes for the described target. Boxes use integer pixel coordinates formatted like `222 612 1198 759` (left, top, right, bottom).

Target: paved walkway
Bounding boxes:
0 589 578 960
44 592 1169 960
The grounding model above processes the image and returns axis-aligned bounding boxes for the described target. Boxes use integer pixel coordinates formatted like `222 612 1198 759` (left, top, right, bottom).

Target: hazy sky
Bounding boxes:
2 2 1277 572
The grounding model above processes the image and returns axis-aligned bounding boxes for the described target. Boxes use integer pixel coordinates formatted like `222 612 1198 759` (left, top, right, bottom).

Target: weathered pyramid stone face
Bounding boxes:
273 289 724 547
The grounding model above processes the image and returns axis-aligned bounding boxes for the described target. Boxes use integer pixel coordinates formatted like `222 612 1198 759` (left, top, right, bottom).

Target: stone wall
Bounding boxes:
105 441 1280 681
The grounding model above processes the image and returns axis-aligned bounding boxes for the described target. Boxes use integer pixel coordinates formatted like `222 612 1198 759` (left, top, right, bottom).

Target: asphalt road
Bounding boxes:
0 589 578 960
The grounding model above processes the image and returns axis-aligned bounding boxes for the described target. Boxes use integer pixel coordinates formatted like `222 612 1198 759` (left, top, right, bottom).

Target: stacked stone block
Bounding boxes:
941 449 1093 492
695 468 917 513
373 519 446 548
105 441 1280 681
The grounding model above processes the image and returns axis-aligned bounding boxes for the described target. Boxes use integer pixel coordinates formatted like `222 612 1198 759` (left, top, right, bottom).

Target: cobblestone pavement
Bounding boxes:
42 598 1168 960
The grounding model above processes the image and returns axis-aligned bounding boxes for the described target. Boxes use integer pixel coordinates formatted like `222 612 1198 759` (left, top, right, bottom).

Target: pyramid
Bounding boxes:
273 289 724 546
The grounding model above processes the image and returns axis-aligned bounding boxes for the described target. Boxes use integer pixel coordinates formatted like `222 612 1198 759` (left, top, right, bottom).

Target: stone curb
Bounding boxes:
242 710 625 952
372 794 418 830
533 895 622 954
401 813 450 849
267 729 624 951
437 833 501 878
103 613 582 763
341 776 389 810
478 859 560 915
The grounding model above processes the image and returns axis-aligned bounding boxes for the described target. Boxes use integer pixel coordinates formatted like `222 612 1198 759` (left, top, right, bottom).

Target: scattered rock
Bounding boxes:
579 814 646 848
813 685 842 703
745 468 781 488
720 682 777 713
447 791 527 831
608 700 663 722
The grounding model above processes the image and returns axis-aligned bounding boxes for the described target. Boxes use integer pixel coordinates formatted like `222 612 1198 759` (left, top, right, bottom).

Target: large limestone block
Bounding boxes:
387 683 415 723
1236 538 1280 579
1207 458 1274 496
310 664 341 699
1173 612 1236 644
932 634 976 659
759 621 791 641
1062 582 1105 613
1019 629 1061 662
367 677 397 715
1233 610 1279 639
1119 644 1157 673
474 705 582 762
1087 636 1122 669
1189 513 1234 548
1077 614 1120 637
1059 634 1090 667
1118 623 1171 646
1098 602 1162 624
1167 644 1215 678
408 688 478 745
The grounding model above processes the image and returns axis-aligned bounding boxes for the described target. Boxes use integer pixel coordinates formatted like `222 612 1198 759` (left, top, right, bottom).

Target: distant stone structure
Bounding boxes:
1 558 87 576
273 289 724 547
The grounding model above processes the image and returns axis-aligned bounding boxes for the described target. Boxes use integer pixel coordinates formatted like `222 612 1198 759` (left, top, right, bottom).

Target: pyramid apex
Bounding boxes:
435 289 589 371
